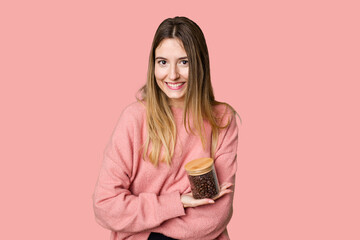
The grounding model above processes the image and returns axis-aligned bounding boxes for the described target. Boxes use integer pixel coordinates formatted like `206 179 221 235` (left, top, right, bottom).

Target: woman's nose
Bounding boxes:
169 65 179 80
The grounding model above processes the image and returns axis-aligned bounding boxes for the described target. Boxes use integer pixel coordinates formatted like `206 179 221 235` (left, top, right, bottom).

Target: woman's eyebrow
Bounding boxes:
155 56 188 60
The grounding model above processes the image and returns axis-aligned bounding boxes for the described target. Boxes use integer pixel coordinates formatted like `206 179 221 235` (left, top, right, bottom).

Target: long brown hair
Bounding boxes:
136 16 241 167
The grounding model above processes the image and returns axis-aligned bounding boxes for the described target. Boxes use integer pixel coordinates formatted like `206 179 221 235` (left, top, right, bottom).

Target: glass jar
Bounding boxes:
184 157 220 199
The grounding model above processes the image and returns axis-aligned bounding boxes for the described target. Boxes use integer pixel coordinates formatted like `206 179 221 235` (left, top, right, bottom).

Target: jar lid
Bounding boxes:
184 157 214 175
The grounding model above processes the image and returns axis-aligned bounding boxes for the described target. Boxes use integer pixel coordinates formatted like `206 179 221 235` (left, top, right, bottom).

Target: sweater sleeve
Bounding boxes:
153 110 239 240
92 106 186 233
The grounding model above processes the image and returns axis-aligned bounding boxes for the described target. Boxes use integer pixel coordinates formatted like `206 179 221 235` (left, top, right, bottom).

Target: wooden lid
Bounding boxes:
184 158 214 175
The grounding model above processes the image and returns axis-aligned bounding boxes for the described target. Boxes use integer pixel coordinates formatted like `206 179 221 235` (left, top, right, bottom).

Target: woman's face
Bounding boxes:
154 38 189 108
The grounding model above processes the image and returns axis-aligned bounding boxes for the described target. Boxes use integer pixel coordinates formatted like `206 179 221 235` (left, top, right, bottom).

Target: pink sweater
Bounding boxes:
92 101 238 240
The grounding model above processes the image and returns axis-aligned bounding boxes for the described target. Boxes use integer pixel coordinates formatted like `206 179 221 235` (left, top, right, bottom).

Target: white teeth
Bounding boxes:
167 82 184 87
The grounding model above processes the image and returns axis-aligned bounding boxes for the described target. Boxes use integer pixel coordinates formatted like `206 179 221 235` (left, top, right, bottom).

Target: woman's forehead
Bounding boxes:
155 38 186 56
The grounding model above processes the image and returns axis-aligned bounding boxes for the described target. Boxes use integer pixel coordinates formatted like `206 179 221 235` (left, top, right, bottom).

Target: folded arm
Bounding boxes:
92 109 186 233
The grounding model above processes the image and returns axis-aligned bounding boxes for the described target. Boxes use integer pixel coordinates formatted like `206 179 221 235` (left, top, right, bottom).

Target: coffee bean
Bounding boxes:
188 169 220 199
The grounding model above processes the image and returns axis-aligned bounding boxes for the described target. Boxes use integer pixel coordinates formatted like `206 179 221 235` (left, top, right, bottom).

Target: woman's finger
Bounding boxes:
220 182 233 191
191 198 215 207
213 189 233 201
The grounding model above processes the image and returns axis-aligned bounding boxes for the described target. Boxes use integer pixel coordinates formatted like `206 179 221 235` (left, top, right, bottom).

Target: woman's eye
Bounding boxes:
157 60 188 65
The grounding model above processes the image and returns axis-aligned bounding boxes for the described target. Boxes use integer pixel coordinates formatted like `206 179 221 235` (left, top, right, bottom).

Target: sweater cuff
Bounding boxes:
157 191 186 222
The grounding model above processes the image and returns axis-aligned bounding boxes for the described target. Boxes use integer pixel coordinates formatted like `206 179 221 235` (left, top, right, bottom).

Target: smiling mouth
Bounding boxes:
166 82 186 90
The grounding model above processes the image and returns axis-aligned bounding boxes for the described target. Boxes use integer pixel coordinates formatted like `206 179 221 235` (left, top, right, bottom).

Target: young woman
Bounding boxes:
93 16 241 240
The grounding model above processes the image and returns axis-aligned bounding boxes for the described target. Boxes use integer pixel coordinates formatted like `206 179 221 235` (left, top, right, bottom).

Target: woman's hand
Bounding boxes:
180 182 233 208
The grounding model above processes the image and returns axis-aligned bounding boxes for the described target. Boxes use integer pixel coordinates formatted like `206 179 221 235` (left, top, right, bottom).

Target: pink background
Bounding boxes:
1 0 359 239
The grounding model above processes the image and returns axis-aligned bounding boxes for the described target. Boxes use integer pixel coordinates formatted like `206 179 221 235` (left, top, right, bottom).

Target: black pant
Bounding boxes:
148 232 177 240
